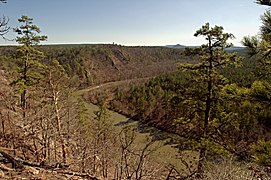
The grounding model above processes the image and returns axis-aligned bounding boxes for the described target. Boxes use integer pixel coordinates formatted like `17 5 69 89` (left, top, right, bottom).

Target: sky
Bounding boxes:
0 0 268 46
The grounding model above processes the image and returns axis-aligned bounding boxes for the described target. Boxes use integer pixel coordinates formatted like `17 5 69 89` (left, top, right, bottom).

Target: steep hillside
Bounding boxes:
42 44 194 86
0 44 193 87
0 44 246 88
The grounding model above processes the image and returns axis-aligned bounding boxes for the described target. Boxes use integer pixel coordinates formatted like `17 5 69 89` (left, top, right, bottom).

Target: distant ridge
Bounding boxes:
165 44 245 51
165 44 186 49
226 46 245 51
0 43 245 52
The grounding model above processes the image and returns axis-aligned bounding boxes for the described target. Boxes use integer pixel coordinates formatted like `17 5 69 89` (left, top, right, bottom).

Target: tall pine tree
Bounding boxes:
13 15 47 118
179 23 241 178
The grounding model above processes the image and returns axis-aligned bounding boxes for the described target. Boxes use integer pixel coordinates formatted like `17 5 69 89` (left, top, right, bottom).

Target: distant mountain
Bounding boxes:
165 44 186 49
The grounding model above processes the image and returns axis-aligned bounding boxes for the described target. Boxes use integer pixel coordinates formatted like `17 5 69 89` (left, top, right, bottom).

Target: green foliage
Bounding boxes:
178 24 242 140
242 5 271 133
14 46 45 88
14 15 47 46
256 0 271 7
12 16 47 90
76 98 92 138
219 84 259 144
93 102 112 131
251 140 271 165
242 36 260 56
251 81 271 103
179 24 243 177
180 23 241 78
220 57 257 87
242 11 271 81
110 48 271 162
179 23 241 140
11 16 47 111
260 10 271 39
229 3 271 165
109 23 271 164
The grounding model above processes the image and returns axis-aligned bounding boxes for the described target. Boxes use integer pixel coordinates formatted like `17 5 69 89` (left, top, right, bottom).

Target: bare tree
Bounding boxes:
116 126 162 180
0 0 10 39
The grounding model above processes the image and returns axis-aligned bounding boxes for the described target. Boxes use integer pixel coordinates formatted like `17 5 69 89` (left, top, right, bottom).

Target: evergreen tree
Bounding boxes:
179 23 241 177
242 2 271 110
242 0 271 134
13 15 47 118
256 0 271 6
242 10 271 81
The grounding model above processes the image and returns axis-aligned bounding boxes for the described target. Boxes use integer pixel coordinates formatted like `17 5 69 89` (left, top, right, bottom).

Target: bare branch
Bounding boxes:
0 16 10 36
0 0 10 40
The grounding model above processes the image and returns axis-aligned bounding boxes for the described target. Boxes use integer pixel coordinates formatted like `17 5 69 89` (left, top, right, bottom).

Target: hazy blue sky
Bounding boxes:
0 0 268 46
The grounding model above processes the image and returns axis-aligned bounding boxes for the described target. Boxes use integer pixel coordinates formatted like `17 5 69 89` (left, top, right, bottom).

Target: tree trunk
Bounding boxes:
1 112 5 138
49 71 66 163
22 53 28 119
196 38 213 178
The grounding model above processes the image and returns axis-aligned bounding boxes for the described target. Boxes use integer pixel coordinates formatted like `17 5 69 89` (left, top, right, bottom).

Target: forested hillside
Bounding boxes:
0 44 191 87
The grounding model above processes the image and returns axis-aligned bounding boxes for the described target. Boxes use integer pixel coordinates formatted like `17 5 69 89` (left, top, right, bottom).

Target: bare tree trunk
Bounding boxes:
32 128 39 162
93 140 97 174
54 134 57 162
114 163 119 180
48 136 51 163
80 147 86 173
41 117 46 160
0 111 5 138
49 71 66 163
21 89 26 118
21 53 28 119
8 111 16 157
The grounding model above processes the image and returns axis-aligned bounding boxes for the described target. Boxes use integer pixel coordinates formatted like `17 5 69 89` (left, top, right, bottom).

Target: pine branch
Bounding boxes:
256 0 271 6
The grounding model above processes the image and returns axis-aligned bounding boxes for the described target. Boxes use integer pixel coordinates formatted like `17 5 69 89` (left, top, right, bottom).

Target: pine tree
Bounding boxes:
179 23 241 178
242 9 271 80
13 15 47 119
242 0 271 131
256 0 271 6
